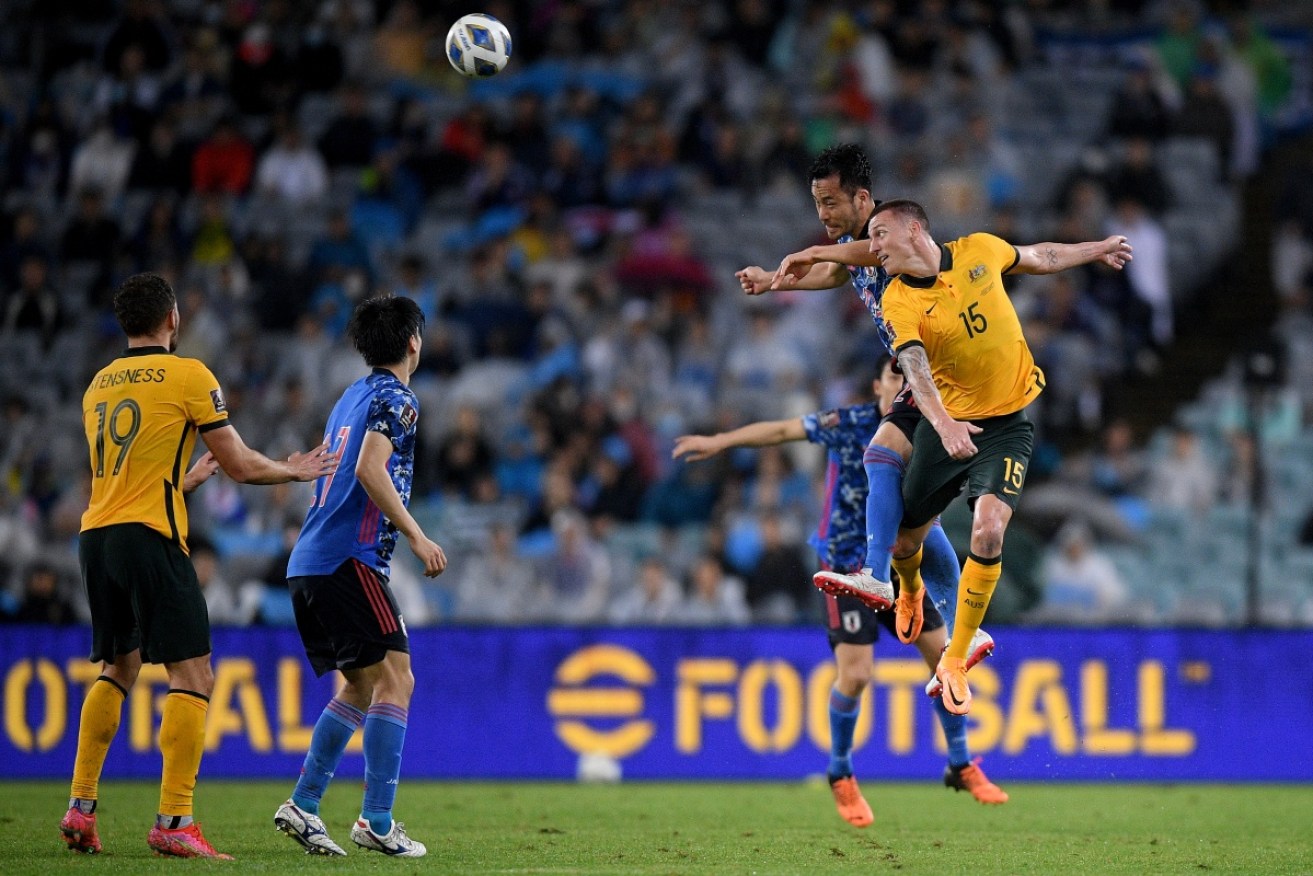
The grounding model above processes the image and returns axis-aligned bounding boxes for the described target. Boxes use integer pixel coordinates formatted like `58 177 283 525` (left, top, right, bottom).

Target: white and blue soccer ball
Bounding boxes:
445 13 513 78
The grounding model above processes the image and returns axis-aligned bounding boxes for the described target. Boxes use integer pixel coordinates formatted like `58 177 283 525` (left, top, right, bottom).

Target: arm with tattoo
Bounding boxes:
1012 236 1133 275
897 346 952 430
898 344 982 459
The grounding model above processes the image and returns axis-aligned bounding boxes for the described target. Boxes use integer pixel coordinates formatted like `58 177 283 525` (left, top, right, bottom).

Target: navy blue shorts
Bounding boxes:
289 559 409 676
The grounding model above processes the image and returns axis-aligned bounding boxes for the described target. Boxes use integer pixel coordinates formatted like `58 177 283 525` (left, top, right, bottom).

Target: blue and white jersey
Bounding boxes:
288 368 419 579
837 230 896 355
801 402 881 573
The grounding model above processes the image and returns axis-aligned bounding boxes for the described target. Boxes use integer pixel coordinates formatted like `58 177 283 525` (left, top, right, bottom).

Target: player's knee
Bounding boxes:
168 657 214 696
970 521 1006 558
377 664 415 706
892 532 921 559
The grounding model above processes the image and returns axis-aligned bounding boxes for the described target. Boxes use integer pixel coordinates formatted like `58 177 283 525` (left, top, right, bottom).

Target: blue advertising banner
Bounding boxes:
2 625 1310 781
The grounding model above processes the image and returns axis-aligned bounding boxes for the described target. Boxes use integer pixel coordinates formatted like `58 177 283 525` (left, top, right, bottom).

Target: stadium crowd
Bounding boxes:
0 0 1310 628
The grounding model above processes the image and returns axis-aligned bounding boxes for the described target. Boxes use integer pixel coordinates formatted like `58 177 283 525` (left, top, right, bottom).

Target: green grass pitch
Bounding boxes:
3 780 1311 874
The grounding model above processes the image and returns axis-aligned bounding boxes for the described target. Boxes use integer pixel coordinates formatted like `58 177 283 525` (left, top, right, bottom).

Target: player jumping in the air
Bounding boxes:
736 145 988 692
673 356 1006 827
274 295 446 857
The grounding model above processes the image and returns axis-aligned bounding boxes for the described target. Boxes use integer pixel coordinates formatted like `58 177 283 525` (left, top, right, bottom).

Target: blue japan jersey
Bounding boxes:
287 369 419 579
801 402 881 572
838 231 896 355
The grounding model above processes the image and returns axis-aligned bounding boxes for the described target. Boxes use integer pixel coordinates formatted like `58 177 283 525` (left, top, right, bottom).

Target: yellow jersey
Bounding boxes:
882 233 1045 420
80 347 230 552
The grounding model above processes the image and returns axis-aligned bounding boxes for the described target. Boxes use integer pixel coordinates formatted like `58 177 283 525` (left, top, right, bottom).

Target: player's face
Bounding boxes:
868 211 915 274
811 175 867 240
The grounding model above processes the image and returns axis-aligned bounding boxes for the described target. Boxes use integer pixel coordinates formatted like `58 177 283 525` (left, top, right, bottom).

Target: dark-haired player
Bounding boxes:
736 145 991 685
673 357 1007 827
62 273 339 858
274 295 445 858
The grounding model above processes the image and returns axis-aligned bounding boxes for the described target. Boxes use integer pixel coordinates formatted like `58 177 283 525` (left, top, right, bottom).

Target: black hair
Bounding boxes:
873 198 931 232
113 272 177 337
808 144 872 197
348 295 424 367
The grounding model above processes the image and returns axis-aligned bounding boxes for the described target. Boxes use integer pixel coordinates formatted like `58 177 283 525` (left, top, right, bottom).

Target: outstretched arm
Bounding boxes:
673 418 807 462
896 345 981 460
1012 235 1133 275
202 425 338 485
770 239 883 290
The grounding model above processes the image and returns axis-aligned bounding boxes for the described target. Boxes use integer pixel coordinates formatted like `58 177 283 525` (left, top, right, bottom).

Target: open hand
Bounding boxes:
287 442 340 482
672 435 721 462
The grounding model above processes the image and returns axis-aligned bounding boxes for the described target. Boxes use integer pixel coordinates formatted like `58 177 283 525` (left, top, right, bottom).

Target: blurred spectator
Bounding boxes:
1147 425 1218 514
192 118 255 195
255 123 329 205
317 83 378 169
308 210 374 285
1106 137 1169 216
1106 56 1175 142
609 555 683 624
453 523 537 623
92 42 161 143
60 189 121 284
102 0 172 74
8 97 71 196
743 512 810 622
191 535 254 626
1225 13 1292 126
128 119 192 194
373 0 430 80
2 255 63 350
675 553 751 625
466 141 535 214
230 22 292 115
436 406 496 499
534 509 611 623
294 21 346 94
1106 195 1172 360
1173 66 1235 180
1154 0 1204 91
129 195 189 272
159 40 226 137
10 563 77 625
1037 521 1130 620
68 121 136 201
189 195 237 267
0 207 53 290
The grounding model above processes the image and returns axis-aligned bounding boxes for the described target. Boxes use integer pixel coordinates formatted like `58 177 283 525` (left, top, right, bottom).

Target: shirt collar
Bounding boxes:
122 346 169 357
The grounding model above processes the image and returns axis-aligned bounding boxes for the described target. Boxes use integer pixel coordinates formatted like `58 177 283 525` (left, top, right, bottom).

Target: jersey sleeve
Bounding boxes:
182 360 231 432
882 285 923 354
969 232 1022 275
367 389 419 452
801 404 879 449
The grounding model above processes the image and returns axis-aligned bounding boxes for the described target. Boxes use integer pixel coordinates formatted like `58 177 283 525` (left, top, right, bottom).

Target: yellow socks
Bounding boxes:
891 546 925 596
947 554 1002 660
158 690 210 817
70 677 127 801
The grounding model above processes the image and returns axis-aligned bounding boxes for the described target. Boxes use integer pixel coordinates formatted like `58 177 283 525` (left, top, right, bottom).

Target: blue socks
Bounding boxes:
921 522 962 633
293 698 366 815
935 697 970 768
361 703 408 835
862 445 906 580
827 688 860 779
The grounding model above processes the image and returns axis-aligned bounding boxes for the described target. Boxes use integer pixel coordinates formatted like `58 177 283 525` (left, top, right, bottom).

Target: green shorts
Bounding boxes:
79 524 212 665
901 410 1034 529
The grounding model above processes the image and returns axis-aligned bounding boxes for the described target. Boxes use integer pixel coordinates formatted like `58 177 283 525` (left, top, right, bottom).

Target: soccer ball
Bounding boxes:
445 13 513 78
